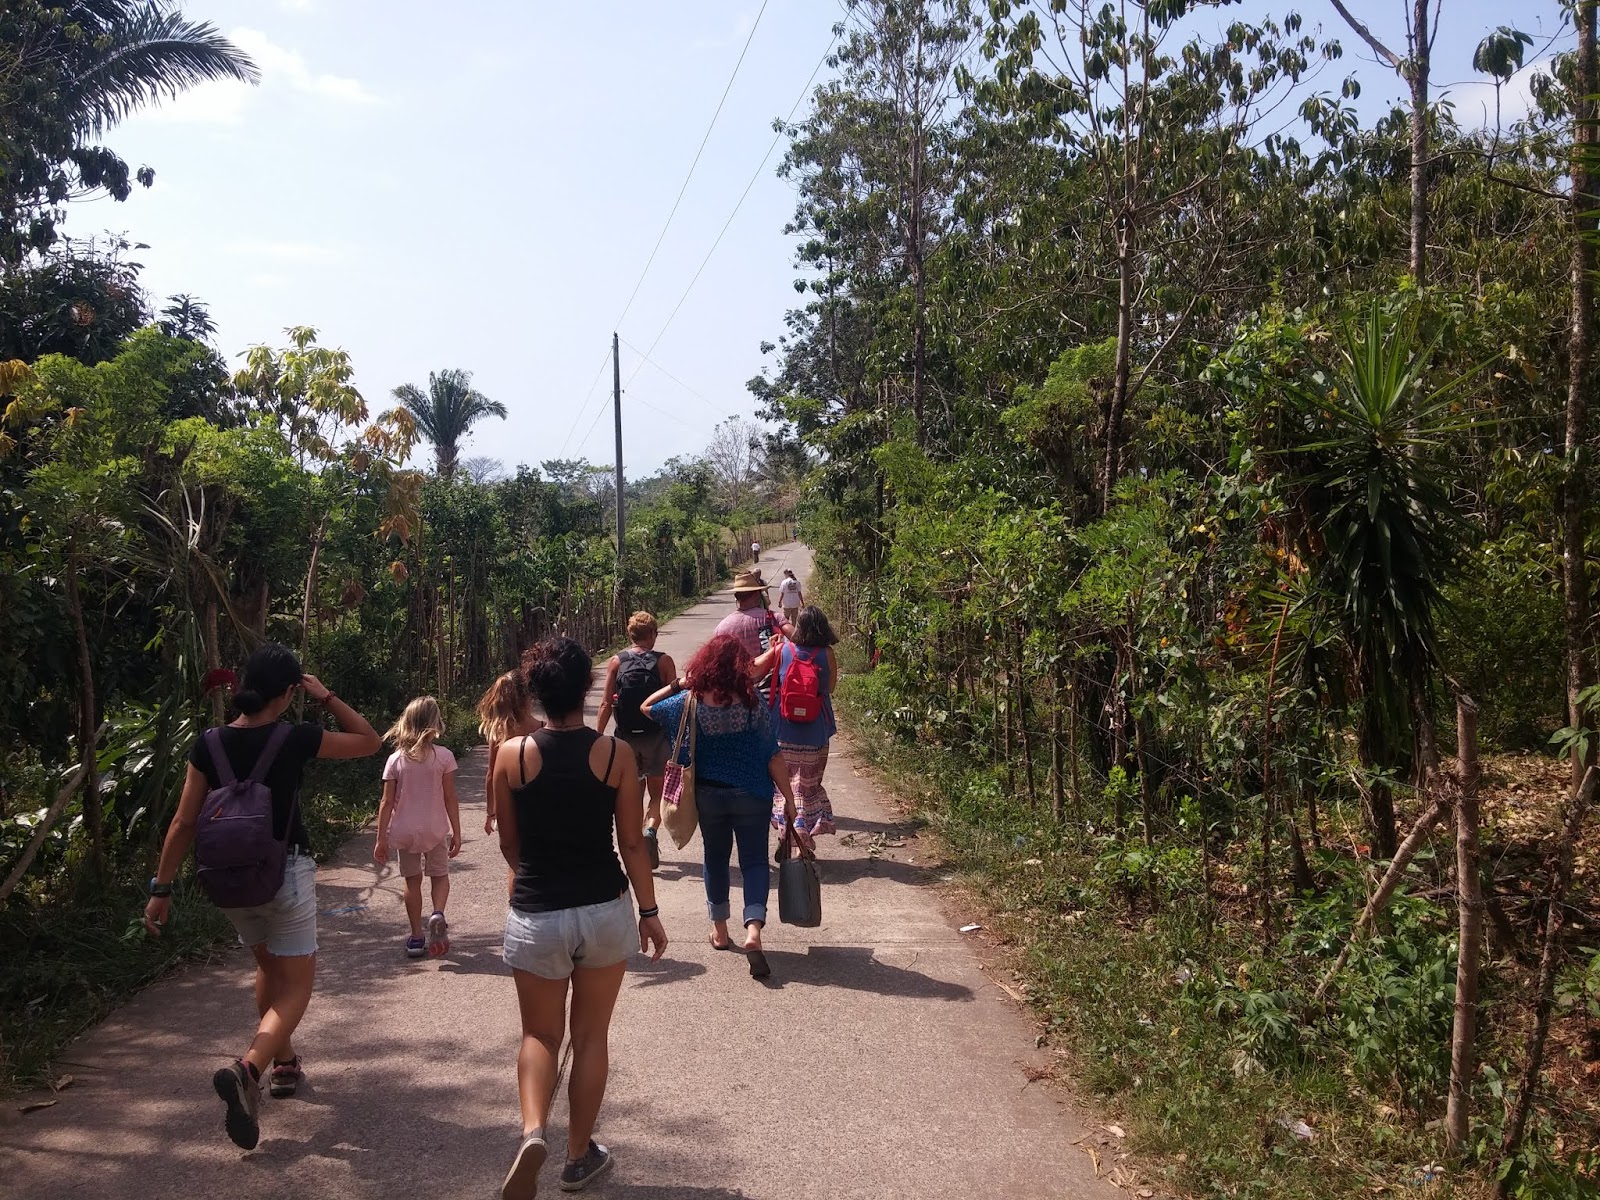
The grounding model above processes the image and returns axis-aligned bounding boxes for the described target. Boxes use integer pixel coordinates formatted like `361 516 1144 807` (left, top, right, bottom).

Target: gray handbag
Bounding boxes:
777 823 822 927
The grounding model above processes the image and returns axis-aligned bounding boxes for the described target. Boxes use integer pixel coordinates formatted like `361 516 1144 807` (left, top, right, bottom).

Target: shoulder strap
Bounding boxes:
602 736 618 784
204 728 234 785
519 735 531 787
248 724 294 784
670 695 693 756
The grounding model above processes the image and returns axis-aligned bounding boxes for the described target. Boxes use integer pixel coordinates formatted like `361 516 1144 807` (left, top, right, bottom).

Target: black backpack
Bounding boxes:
614 650 663 735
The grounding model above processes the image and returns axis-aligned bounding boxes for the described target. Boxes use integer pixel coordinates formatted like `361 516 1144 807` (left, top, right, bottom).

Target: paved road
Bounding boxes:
2 544 1118 1200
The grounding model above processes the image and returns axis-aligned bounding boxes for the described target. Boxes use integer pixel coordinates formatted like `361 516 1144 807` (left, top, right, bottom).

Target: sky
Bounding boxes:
75 0 1570 479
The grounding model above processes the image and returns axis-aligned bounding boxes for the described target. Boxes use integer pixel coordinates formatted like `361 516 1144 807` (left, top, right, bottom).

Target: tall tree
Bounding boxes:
982 0 1336 509
1564 0 1598 790
0 1 258 263
391 368 507 479
1328 1 1434 284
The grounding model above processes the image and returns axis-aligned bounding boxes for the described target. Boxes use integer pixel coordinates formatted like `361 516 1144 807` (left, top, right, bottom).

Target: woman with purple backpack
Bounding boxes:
142 643 381 1150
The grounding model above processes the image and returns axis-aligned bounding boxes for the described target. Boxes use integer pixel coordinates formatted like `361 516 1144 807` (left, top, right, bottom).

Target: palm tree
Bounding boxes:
0 2 259 261
392 369 508 479
63 2 261 134
159 293 216 342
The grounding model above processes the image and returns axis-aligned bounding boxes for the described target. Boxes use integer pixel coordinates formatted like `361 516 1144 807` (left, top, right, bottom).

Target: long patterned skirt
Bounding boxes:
771 742 835 837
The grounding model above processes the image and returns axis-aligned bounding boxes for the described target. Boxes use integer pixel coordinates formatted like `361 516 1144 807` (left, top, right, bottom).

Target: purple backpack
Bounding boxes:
193 725 295 909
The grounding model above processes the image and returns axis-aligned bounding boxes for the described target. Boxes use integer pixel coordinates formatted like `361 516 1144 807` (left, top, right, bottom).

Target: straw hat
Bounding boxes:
732 570 770 595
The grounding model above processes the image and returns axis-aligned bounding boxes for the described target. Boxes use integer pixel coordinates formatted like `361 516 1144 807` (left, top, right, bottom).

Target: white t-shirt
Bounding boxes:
778 578 802 608
751 542 761 555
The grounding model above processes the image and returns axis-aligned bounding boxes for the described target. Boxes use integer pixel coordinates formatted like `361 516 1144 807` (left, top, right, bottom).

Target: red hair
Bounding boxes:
685 634 758 708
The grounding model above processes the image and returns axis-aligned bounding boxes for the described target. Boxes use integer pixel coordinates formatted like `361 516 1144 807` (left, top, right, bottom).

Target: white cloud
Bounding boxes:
136 27 377 125
230 28 380 105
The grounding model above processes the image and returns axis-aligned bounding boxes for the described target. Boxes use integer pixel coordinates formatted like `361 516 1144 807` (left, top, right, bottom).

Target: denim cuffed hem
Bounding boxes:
707 900 732 921
742 903 768 926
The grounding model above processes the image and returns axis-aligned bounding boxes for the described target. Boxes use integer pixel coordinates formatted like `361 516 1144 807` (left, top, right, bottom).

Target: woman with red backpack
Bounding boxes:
142 643 381 1150
768 606 840 838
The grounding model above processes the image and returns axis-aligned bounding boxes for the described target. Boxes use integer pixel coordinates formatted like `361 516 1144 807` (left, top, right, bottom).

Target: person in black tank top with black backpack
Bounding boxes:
491 637 667 1200
595 611 677 870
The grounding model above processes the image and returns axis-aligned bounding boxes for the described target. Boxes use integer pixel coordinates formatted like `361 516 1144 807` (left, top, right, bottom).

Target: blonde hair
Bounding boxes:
386 696 443 761
477 671 531 744
626 611 658 643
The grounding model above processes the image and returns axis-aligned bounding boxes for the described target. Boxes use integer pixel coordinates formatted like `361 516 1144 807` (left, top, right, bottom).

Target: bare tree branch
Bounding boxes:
1329 0 1403 69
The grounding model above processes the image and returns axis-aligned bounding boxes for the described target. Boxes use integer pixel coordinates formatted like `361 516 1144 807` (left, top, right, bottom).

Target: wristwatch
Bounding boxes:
148 877 173 898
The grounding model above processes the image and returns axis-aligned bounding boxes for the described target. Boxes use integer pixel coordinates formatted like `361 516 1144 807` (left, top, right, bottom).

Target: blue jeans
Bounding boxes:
697 783 772 925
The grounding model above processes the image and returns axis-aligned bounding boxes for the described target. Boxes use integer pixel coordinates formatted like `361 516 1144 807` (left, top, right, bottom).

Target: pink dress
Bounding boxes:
383 745 458 852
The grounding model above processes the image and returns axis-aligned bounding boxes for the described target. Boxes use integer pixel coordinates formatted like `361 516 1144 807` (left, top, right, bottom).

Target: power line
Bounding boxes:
623 29 838 391
617 334 730 415
612 0 771 333
578 27 838 462
556 346 619 459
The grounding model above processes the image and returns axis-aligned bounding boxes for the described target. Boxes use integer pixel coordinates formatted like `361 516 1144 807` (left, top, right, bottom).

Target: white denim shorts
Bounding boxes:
503 893 634 979
221 851 318 958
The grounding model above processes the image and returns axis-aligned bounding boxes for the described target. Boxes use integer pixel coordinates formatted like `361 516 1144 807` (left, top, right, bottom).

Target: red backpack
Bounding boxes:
777 645 823 723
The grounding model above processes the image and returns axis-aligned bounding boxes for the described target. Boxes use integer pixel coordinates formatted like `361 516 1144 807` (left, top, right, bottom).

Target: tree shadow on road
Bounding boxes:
834 812 925 838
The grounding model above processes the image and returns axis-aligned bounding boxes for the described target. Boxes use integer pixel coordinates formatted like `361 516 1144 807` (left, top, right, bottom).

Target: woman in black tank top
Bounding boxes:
490 638 667 1199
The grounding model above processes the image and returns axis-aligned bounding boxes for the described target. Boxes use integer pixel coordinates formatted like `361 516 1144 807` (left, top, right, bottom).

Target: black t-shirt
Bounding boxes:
187 721 325 852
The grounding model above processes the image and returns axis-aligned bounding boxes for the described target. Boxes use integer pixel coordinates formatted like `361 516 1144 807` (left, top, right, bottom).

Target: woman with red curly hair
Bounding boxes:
642 634 801 978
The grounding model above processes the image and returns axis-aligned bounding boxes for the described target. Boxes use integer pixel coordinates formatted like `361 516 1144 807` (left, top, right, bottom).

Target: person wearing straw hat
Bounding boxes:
715 570 793 702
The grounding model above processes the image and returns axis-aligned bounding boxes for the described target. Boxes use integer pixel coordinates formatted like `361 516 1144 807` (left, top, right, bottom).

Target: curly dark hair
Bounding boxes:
684 634 757 709
520 636 593 719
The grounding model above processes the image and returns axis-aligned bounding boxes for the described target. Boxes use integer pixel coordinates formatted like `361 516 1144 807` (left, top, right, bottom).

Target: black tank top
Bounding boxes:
509 728 629 913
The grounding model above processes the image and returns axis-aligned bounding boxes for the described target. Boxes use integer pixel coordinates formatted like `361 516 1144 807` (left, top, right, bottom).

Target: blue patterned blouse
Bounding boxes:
651 691 779 800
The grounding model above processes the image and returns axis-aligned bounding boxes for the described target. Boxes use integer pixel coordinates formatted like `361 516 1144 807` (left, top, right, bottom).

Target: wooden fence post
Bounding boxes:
1446 695 1483 1156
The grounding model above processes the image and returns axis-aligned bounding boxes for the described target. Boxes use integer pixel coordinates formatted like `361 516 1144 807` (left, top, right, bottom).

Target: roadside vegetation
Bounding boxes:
0 2 799 1091
769 3 1600 1195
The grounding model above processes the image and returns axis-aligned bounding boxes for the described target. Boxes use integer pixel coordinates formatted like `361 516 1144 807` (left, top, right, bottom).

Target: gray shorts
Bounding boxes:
222 851 318 958
617 728 669 778
503 894 635 979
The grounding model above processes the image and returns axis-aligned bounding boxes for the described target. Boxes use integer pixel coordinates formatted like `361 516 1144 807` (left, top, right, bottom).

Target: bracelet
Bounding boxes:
637 905 660 919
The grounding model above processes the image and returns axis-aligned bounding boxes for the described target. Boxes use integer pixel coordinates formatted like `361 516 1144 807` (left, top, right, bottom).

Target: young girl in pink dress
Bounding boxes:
374 696 462 958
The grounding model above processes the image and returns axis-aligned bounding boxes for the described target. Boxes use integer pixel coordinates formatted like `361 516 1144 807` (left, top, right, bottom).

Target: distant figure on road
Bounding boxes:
770 606 840 839
596 611 678 869
491 637 666 1199
641 634 803 979
750 538 762 565
373 696 462 960
715 570 793 702
477 670 544 835
777 568 804 625
142 643 381 1150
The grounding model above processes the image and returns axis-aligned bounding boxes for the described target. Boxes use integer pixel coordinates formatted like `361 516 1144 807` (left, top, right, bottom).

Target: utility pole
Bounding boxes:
612 332 625 595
